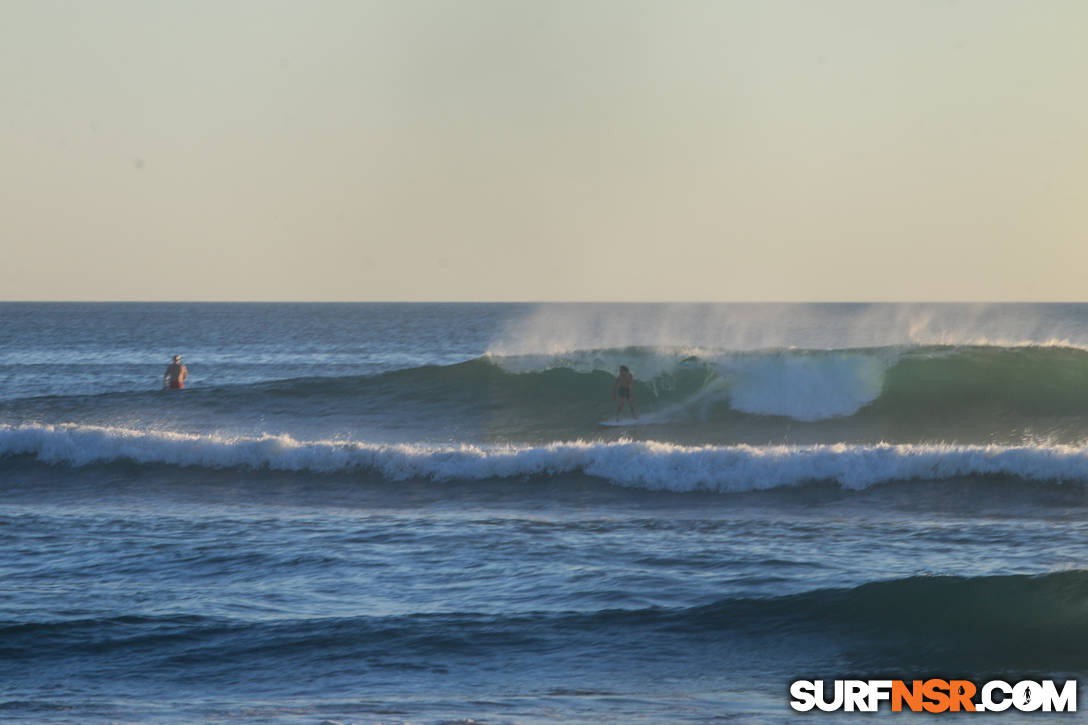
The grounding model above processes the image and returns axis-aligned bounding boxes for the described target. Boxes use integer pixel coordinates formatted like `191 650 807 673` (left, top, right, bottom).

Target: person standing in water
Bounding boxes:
613 365 637 421
163 355 188 390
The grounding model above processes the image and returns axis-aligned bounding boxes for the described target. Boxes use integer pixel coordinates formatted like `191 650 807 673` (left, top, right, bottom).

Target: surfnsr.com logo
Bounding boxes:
790 679 1077 713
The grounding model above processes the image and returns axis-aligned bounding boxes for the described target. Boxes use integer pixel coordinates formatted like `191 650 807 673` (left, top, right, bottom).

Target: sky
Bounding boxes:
2 0 1086 302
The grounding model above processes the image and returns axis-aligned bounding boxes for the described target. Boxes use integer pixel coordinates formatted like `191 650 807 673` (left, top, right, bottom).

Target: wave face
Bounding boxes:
690 570 1088 669
491 343 1088 420
9 343 1087 445
491 346 893 421
5 423 1088 492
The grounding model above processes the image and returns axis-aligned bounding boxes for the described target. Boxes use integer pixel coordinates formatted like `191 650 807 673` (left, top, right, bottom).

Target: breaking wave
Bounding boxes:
5 344 1088 446
4 423 1088 492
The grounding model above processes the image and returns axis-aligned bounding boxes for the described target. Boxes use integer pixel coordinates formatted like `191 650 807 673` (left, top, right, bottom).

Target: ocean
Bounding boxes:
1 302 1086 723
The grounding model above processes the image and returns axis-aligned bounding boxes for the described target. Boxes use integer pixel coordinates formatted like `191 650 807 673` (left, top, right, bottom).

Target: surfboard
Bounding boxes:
599 415 653 427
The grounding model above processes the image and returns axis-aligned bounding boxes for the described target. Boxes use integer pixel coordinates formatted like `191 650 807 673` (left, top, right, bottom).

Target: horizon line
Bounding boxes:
0 299 1085 305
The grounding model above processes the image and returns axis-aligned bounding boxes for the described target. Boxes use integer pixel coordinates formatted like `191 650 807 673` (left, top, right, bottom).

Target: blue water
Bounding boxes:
2 303 1087 723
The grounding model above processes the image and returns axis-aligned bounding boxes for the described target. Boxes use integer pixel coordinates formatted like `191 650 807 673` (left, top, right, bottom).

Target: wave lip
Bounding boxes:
4 424 1088 492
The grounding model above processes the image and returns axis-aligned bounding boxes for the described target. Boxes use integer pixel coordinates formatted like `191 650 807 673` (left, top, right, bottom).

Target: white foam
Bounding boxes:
719 351 891 421
3 423 1088 493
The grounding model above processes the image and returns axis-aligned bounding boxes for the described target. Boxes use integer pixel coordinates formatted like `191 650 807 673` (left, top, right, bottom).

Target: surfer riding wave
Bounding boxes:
613 365 638 421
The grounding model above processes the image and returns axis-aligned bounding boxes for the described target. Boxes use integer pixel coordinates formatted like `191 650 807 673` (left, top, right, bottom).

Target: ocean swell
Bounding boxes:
5 572 1086 669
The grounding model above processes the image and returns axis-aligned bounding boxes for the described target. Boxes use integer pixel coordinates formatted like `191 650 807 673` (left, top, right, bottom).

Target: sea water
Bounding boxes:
1 302 1087 723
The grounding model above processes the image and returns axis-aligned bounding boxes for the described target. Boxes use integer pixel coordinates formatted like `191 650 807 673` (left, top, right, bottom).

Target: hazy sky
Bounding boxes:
2 0 1085 301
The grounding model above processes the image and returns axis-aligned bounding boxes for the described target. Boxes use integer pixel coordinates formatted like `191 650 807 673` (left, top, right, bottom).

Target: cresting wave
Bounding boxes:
7 345 1088 437
488 343 1088 422
4 423 1088 492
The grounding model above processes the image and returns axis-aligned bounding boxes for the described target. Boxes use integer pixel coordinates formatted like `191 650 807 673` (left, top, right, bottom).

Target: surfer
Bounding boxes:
613 365 637 421
163 355 188 390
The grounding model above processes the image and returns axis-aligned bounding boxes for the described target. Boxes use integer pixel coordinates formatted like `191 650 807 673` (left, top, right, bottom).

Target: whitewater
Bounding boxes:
2 302 1087 724
7 423 1088 492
